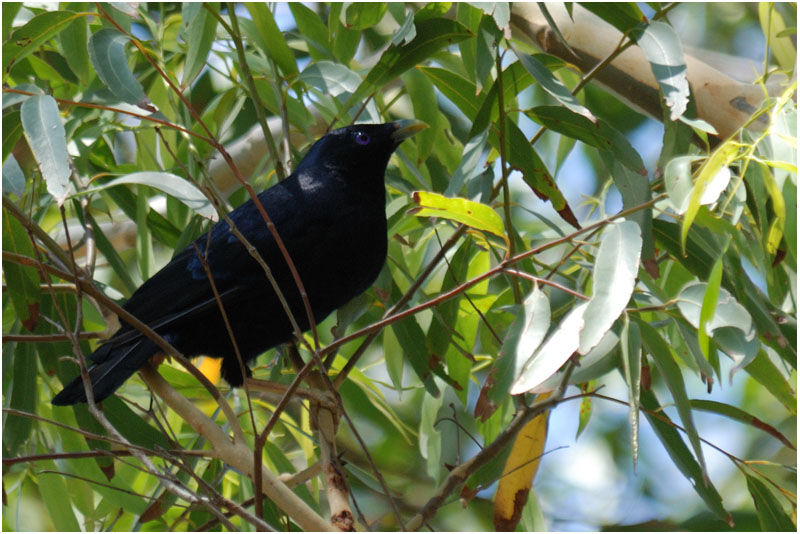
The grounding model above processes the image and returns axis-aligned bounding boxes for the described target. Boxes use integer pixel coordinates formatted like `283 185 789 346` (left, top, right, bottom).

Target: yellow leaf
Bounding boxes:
494 393 551 531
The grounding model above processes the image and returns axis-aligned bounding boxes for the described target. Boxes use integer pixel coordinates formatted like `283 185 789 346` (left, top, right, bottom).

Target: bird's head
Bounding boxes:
295 120 427 183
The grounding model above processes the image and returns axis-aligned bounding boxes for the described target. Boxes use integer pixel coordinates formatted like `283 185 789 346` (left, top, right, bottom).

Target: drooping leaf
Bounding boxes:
57 13 91 86
511 301 588 395
20 94 71 204
78 172 216 219
501 119 580 229
640 388 732 525
494 393 550 531
512 48 596 123
620 315 642 470
744 473 796 531
2 154 26 196
633 21 690 121
514 284 551 378
88 28 149 107
682 141 740 250
245 3 298 77
579 220 642 354
181 3 218 86
638 320 709 483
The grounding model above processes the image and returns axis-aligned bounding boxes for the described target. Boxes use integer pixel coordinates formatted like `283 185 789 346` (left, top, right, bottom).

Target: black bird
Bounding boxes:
53 120 426 405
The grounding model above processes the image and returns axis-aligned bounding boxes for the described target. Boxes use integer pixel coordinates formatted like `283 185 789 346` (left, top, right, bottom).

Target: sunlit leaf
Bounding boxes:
79 172 217 220
510 302 588 395
411 190 506 241
579 220 642 354
633 21 689 121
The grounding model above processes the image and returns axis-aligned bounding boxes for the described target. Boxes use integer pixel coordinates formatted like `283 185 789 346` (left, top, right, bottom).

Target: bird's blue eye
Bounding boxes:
355 132 370 145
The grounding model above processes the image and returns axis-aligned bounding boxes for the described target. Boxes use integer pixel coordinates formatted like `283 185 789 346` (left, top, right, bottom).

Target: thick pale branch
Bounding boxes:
510 3 782 140
139 365 337 532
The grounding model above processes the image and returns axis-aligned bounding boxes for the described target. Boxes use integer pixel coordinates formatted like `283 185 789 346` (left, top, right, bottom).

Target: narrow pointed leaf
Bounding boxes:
638 320 709 482
88 28 148 106
79 172 216 219
579 220 641 354
346 18 471 110
511 301 588 394
411 190 505 240
494 393 550 531
620 316 642 470
633 21 689 120
21 94 70 204
640 389 732 525
3 10 78 73
512 48 596 123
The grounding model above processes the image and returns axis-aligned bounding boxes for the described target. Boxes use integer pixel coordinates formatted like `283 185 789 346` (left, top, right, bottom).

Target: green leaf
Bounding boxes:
4 343 37 455
245 3 298 77
37 464 80 530
676 281 756 339
759 3 796 72
501 119 580 229
640 388 732 525
3 109 24 162
88 28 148 106
392 316 440 397
87 212 138 295
632 21 689 120
411 190 505 241
510 301 589 394
620 315 642 470
299 60 361 97
57 13 91 86
79 171 216 219
744 473 796 531
181 3 218 86
3 10 79 74
512 48 596 123
288 3 331 60
2 154 26 196
136 184 154 281
344 2 387 29
514 284 551 378
681 141 739 250
580 3 646 35
346 18 472 112
638 320 708 482
579 220 642 354
419 66 480 120
698 257 724 359
744 351 796 414
527 106 646 175
21 94 71 204
690 399 795 450
664 155 703 214
600 154 655 269
2 210 41 332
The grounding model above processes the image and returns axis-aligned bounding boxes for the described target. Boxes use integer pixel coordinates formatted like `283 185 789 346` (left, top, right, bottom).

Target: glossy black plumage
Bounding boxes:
52 121 425 405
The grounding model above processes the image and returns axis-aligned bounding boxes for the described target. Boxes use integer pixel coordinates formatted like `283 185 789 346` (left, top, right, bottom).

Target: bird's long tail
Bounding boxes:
52 337 159 405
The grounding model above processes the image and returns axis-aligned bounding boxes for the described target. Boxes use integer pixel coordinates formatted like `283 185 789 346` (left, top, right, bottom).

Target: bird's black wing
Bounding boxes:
53 182 302 405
